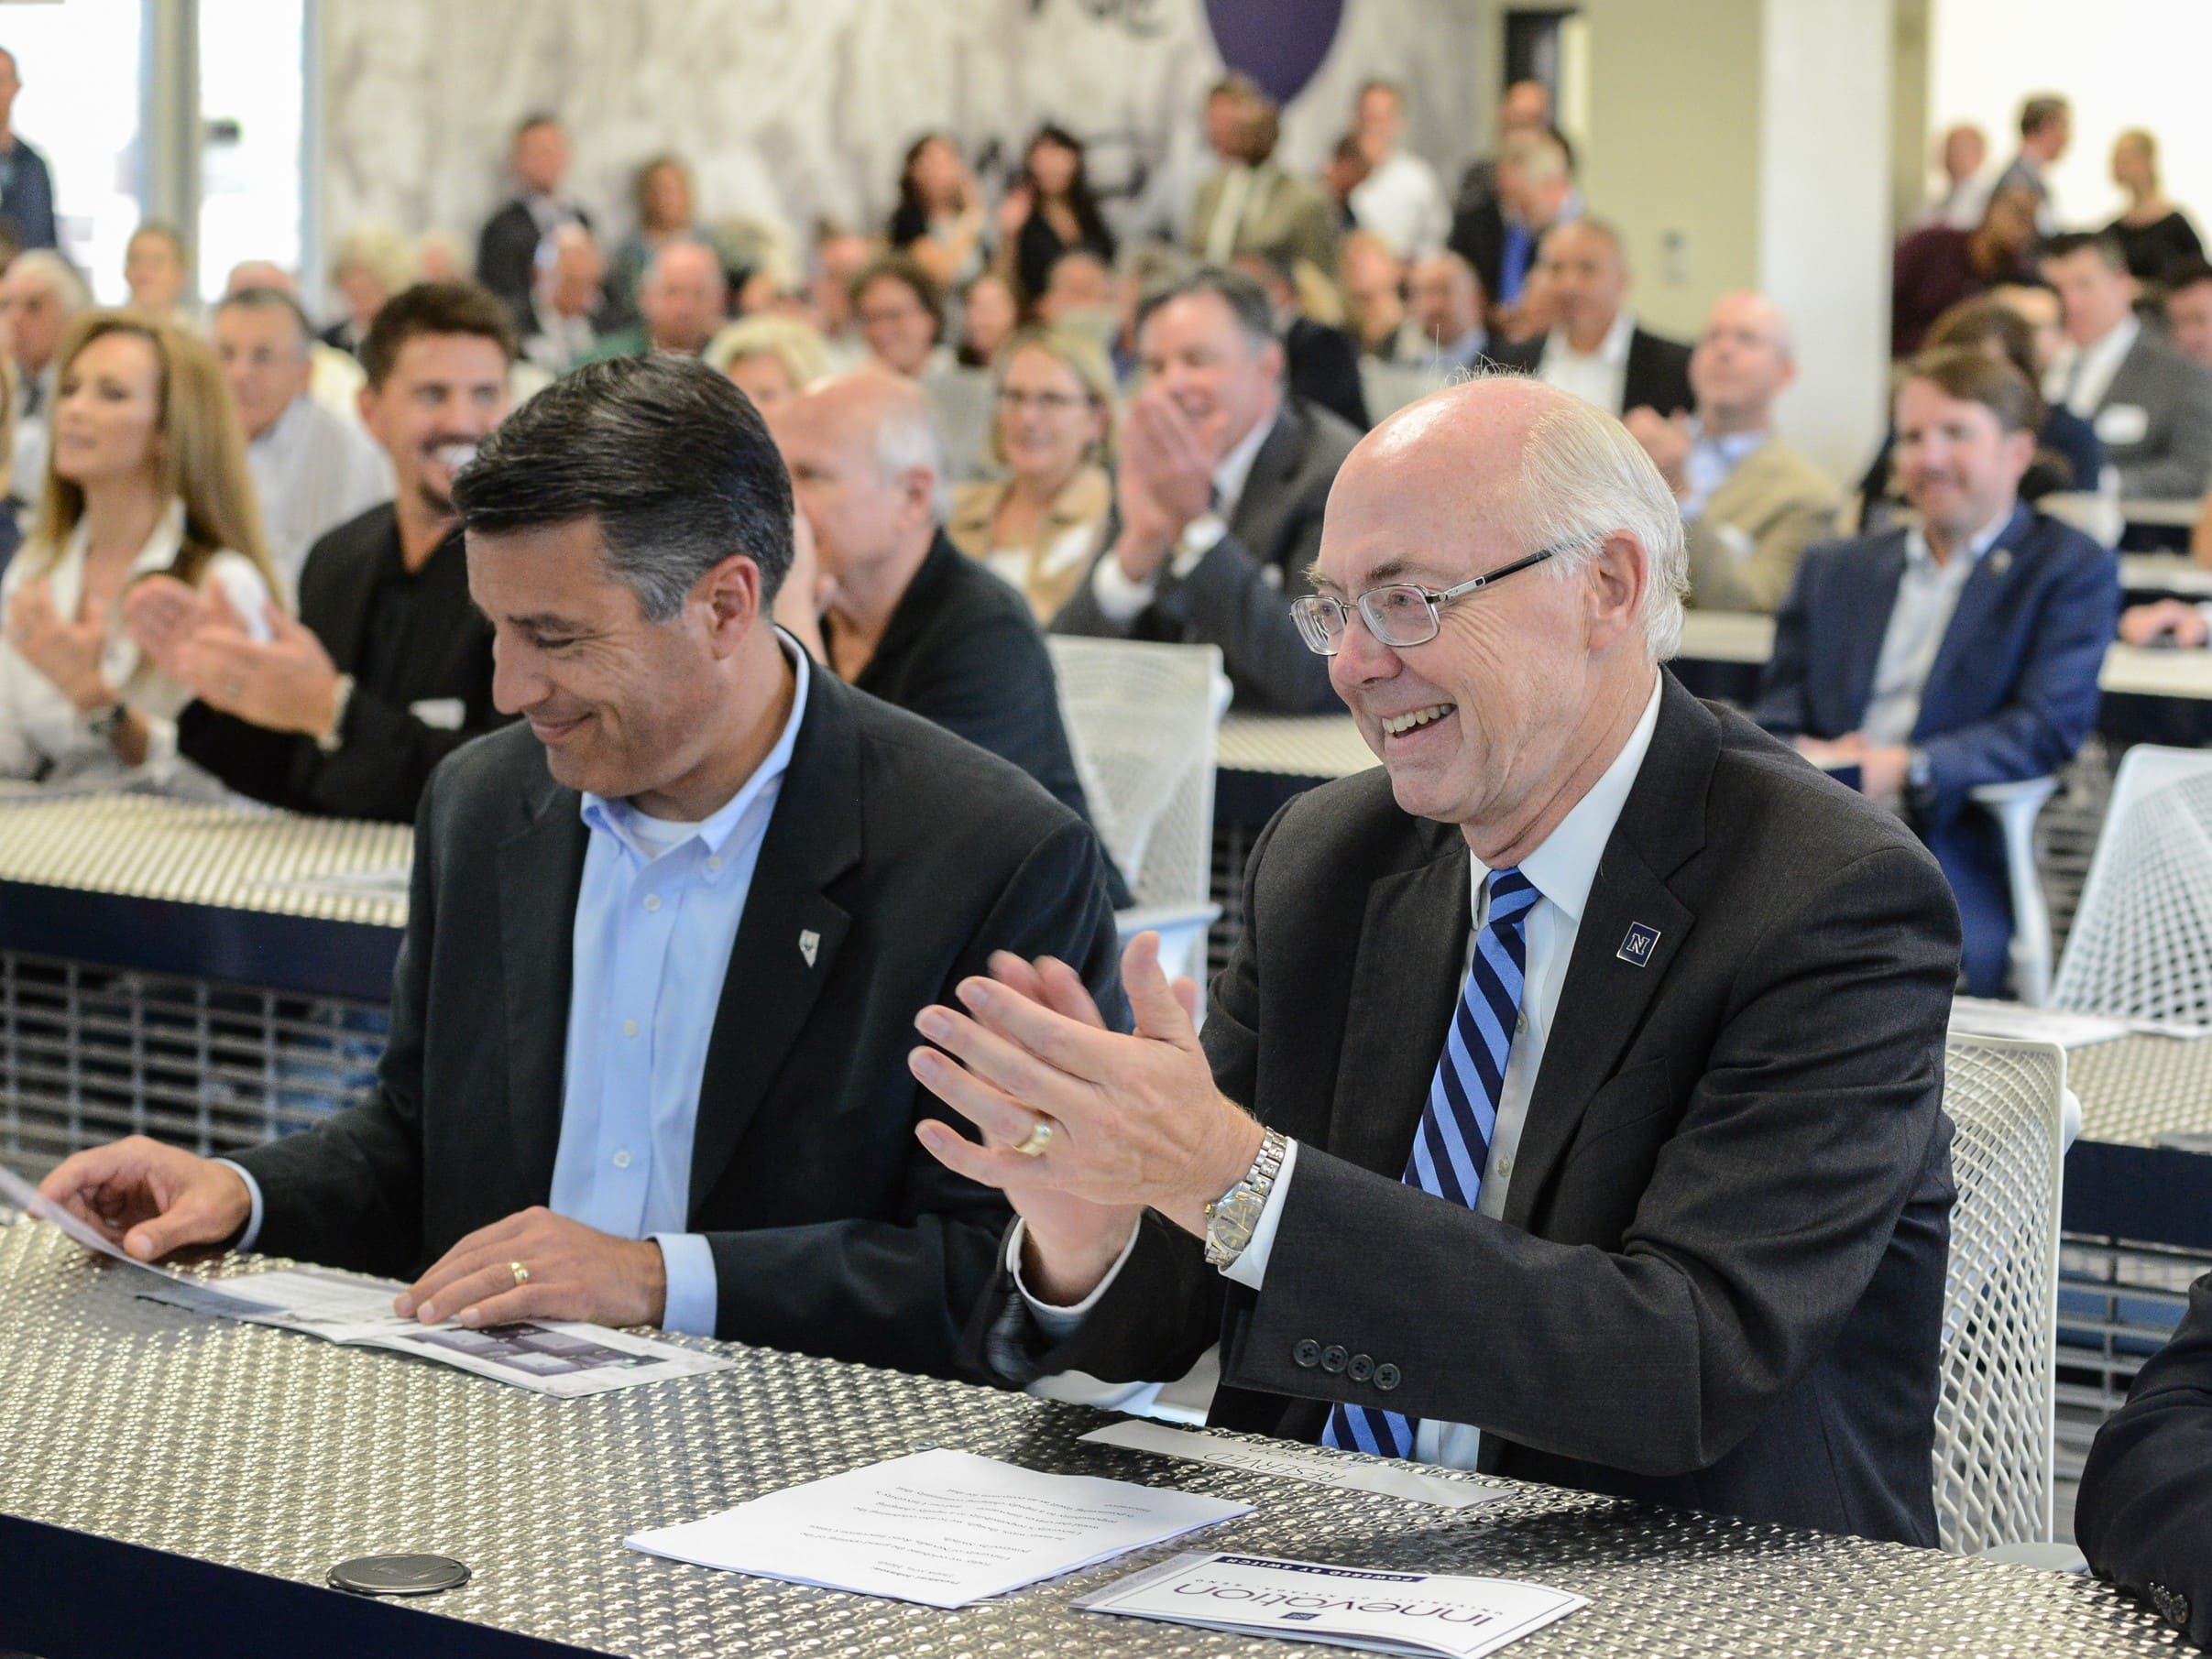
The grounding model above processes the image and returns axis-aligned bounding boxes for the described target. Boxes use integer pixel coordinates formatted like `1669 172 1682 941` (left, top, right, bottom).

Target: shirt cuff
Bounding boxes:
1220 1136 1298 1292
1168 516 1229 579
1009 1215 1143 1337
652 1232 719 1337
213 1158 265 1252
1089 545 1159 623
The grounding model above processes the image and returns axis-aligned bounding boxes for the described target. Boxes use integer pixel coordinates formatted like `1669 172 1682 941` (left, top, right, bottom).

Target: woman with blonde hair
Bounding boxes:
947 325 1114 623
0 311 278 790
2106 128 2205 285
705 312 831 412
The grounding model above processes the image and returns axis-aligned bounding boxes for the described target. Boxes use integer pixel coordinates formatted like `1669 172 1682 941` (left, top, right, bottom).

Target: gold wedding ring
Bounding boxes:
509 1261 530 1287
1013 1117 1056 1157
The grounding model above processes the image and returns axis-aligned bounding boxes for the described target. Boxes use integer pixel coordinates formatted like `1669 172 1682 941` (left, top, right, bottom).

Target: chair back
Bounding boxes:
2051 744 2212 1022
1046 638 1225 911
1933 1033 2064 1555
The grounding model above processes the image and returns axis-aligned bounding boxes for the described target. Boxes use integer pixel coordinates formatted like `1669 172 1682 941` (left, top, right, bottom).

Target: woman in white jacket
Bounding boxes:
0 311 278 791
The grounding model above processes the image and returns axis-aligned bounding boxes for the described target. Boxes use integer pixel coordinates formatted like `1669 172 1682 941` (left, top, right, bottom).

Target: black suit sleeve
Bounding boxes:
229 755 443 1275
1152 522 1340 714
291 679 503 823
2077 1273 2212 1648
708 817 1128 1383
175 701 311 806
1291 324 1370 432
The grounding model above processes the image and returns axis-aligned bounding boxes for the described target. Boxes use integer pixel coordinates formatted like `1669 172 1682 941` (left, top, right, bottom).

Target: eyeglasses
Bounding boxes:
1291 547 1559 655
995 388 1090 414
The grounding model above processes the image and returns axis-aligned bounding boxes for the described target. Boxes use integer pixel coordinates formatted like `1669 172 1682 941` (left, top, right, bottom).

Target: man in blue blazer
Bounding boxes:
1755 347 2118 995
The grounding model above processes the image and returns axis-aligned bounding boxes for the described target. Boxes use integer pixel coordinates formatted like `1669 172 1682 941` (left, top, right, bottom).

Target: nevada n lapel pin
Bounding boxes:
1616 922 1661 966
798 929 820 967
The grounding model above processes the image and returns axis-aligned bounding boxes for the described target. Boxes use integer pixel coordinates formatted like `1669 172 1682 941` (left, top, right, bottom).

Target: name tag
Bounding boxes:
2096 403 2150 446
408 697 465 731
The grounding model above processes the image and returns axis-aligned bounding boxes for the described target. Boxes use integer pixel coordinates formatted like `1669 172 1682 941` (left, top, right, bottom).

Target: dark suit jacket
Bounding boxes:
232 664 1126 1381
476 197 593 326
982 675 1961 1545
177 508 503 823
1752 505 2118 996
1284 317 1369 432
1487 324 1693 417
1446 195 1511 309
1051 398 1361 713
2077 1271 2212 1647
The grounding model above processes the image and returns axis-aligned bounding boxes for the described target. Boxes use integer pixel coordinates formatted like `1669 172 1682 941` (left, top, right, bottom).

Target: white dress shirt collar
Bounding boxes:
1538 310 1638 414
1477 671 1665 926
1903 500 2017 573
2054 312 2140 418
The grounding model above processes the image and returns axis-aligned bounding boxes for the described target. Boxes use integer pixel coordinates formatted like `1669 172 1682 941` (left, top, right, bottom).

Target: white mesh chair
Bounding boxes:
1933 1033 2065 1556
2051 744 2212 1023
1046 637 1227 1000
1969 776 2061 1005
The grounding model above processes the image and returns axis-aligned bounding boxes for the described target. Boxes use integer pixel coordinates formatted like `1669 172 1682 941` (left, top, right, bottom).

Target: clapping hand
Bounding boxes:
7 578 115 712
168 584 344 738
1111 387 1218 583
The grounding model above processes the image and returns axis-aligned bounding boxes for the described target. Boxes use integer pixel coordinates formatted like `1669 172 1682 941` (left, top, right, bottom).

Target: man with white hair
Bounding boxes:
1625 291 1837 613
0 248 87 489
772 370 1104 856
907 374 1962 1547
214 286 392 584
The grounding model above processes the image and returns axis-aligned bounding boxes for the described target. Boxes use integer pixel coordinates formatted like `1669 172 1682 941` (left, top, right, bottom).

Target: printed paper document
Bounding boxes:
1077 1551 1586 1657
625 1447 1252 1609
1081 1419 1508 1512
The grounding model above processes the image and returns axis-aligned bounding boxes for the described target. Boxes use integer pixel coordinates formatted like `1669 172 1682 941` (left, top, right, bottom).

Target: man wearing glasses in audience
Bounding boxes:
910 375 1962 1546
41 355 1124 1383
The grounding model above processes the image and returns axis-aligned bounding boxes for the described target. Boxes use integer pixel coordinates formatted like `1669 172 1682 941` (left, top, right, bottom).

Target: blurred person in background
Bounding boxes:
1891 182 2038 357
1188 82 1338 278
476 115 591 326
583 239 727 364
1 249 87 492
956 270 1020 369
521 224 615 377
608 154 699 326
999 125 1115 310
323 224 419 357
947 325 1115 623
706 312 830 415
0 312 278 793
124 224 193 324
1338 229 1407 358
1920 123 1988 230
2106 130 2204 286
809 225 875 369
852 254 947 379
1345 79 1449 260
890 134 987 292
0 48 57 251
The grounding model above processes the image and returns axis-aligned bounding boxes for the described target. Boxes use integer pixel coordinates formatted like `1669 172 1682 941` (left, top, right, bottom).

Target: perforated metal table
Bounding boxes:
0 1221 2181 1658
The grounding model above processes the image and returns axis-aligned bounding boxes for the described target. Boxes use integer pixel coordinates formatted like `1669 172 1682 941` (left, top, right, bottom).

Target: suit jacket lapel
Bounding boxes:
497 763 588 1198
1230 406 1306 561
1328 833 1470 1174
1844 535 1910 723
1914 504 2031 737
1504 678 1714 1229
685 666 865 1214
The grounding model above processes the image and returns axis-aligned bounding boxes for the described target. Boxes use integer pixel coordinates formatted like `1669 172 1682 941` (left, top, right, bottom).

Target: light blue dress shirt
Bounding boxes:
550 638 810 1336
224 638 810 1337
1678 423 1767 524
1859 508 2012 748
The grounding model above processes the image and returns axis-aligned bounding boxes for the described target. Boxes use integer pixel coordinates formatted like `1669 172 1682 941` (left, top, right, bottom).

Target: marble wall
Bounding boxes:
317 0 1488 262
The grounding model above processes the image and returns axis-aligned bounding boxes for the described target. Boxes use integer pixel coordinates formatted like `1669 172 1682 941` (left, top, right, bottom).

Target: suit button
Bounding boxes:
1292 1339 1321 1369
1374 1362 1402 1392
1320 1345 1348 1374
1347 1353 1374 1383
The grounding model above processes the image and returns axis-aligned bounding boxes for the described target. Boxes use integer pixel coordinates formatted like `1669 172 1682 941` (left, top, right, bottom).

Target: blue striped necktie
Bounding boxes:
1322 865 1539 1460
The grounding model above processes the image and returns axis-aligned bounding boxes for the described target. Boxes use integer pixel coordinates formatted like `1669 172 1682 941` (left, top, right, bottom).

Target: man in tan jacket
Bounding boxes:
1188 82 1341 282
1626 291 1838 613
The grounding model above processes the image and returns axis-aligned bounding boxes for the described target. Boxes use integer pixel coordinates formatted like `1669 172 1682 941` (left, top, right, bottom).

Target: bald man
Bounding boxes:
913 375 1959 1546
1625 292 1838 613
1492 219 1692 418
772 372 1111 886
582 239 726 364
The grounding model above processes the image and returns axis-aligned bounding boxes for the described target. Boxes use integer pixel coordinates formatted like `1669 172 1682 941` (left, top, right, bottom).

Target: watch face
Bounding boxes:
1212 1188 1263 1243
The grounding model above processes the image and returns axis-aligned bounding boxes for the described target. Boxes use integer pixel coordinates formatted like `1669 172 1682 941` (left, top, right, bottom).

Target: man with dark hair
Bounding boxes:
1756 347 2118 995
476 114 593 325
1987 93 2071 238
2163 259 2212 373
56 353 1124 1382
1891 182 2040 357
126 280 518 822
1054 267 1360 712
214 285 392 584
1188 85 1340 278
0 47 57 250
2043 230 2212 497
1231 249 1369 431
1489 219 1692 418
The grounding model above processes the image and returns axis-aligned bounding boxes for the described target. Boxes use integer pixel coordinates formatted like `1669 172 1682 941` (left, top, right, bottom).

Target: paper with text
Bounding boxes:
625 1448 1253 1608
1077 1551 1586 1657
1081 1419 1508 1511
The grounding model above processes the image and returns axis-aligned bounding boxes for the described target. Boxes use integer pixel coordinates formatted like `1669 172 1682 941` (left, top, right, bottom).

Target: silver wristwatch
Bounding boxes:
1203 1128 1289 1271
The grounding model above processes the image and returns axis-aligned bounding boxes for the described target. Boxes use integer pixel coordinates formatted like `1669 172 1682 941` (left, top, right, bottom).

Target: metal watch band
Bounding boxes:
316 674 357 754
1203 1127 1289 1271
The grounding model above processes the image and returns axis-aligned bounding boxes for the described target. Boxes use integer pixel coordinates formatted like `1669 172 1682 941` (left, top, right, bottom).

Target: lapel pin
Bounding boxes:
1989 549 2012 574
798 929 820 967
1616 922 1661 966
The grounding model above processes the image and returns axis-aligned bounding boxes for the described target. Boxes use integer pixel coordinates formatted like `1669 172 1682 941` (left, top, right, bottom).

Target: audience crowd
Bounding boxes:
5 55 2211 1634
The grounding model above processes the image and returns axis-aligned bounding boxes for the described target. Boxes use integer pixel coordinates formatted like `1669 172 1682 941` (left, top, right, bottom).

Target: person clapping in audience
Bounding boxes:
947 326 1116 624
0 312 279 792
40 355 1125 1379
1626 291 1836 614
127 282 516 823
1755 347 2118 996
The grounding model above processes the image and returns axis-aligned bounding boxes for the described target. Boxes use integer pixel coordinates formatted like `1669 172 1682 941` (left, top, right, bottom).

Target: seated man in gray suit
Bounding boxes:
2043 231 2212 498
38 355 1124 1384
1052 267 1359 712
915 376 1961 1545
1625 290 1838 613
